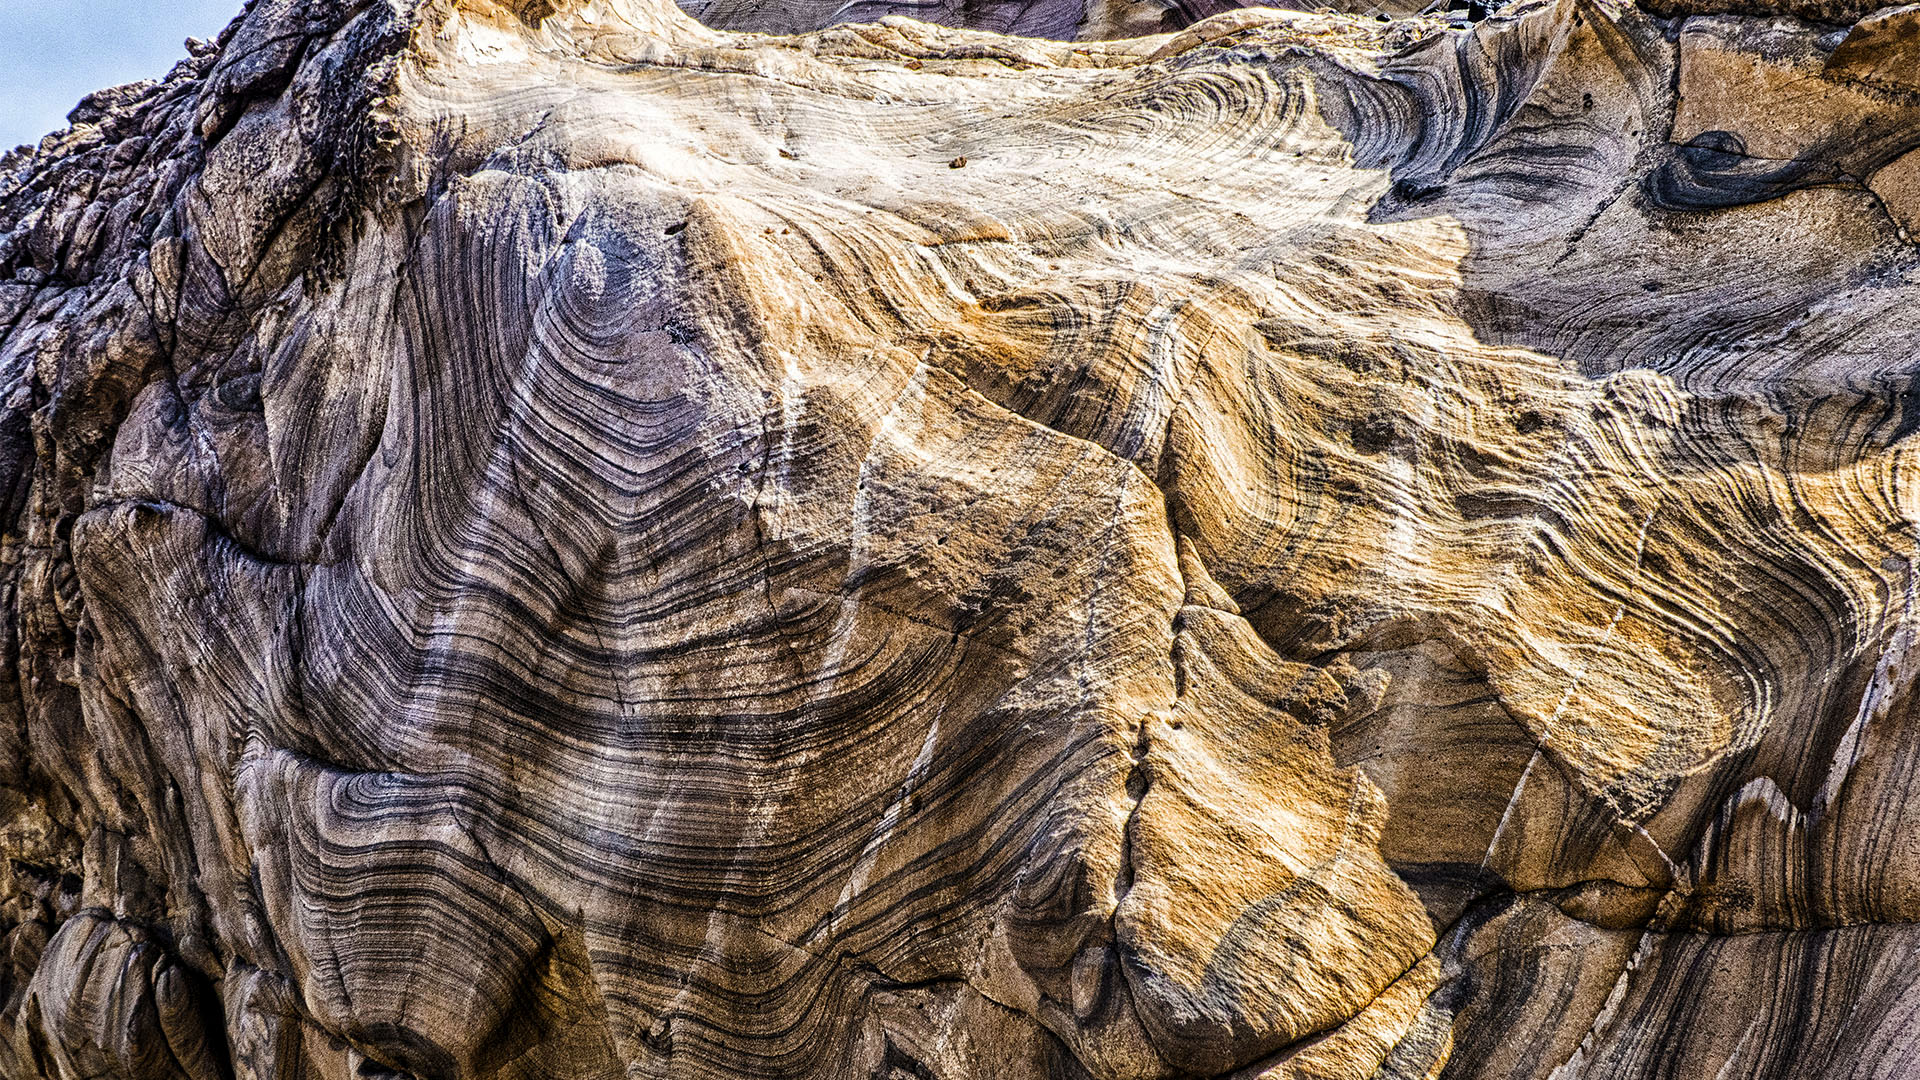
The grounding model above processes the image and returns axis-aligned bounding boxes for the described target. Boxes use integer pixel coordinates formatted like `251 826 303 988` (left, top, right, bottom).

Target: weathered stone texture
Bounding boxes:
1 0 1918 1078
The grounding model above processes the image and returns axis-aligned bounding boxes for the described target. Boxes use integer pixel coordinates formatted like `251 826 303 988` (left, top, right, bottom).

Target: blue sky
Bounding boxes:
1 0 246 150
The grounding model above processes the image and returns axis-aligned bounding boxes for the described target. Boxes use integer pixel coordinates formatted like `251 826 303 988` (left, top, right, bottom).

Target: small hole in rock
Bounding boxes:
1389 177 1445 204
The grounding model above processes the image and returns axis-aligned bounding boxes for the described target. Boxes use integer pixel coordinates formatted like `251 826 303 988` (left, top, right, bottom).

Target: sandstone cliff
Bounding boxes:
1 0 1917 1077
669 0 1428 41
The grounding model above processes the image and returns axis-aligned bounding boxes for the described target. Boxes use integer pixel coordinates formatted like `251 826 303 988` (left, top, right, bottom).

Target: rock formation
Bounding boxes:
1 0 1918 1077
672 0 1449 41
669 0 1432 41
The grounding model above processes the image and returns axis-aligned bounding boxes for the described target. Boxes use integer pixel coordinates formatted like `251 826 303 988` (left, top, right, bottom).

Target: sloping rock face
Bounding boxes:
671 0 1235 39
1 0 1919 1078
669 0 1429 41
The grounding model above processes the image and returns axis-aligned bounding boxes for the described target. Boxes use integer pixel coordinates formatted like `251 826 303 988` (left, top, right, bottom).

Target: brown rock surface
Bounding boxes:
668 0 1431 40
1 0 1919 1078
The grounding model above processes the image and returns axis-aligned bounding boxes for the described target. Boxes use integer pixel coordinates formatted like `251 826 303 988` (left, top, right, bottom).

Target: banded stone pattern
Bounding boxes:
1 0 1918 1078
668 0 1428 40
672 0 1442 40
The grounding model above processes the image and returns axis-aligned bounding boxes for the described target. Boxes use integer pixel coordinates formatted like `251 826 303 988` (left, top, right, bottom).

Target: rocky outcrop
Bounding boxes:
2 0 1919 1078
671 0 1216 39
669 0 1431 40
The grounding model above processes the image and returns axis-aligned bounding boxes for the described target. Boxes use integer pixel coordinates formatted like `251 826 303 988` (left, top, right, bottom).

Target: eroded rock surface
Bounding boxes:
1 0 1918 1078
668 0 1429 40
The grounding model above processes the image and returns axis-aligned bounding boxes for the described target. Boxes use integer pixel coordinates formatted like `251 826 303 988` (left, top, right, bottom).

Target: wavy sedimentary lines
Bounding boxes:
1812 552 1917 820
672 0 1373 40
385 12 1589 1068
11 1 1920 1079
1479 494 1681 877
223 13 1465 1077
274 149 1187 1078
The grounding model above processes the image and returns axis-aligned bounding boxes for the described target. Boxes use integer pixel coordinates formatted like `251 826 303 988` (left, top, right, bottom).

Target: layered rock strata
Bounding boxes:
670 0 1431 41
1 0 1919 1078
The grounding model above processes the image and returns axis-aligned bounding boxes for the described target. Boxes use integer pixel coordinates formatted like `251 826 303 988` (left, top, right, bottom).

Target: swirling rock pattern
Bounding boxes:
668 0 1431 41
1 0 1919 1077
671 0 1224 39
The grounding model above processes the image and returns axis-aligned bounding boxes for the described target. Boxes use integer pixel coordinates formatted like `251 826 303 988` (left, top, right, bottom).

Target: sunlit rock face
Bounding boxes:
2 0 1919 1078
671 0 1449 39
667 0 1430 40
670 0 1224 38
